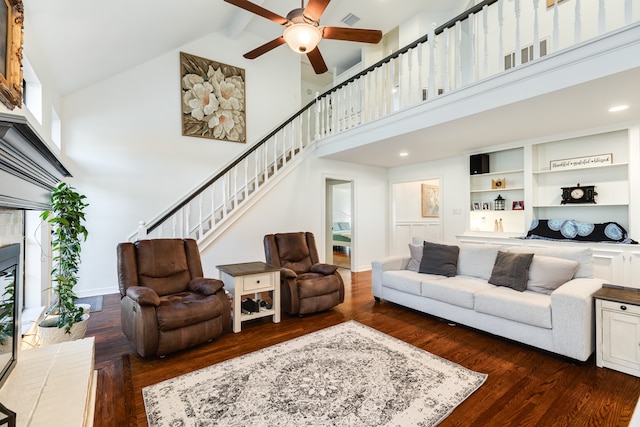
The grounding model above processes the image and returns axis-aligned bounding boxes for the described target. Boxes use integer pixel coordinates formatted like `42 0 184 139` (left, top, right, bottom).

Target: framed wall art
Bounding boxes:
0 0 24 110
180 52 246 143
421 184 439 218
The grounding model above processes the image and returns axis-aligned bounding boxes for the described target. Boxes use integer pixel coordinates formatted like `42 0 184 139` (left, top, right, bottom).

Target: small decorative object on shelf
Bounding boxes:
512 200 524 210
560 183 597 204
491 178 506 189
494 194 505 210
482 201 490 211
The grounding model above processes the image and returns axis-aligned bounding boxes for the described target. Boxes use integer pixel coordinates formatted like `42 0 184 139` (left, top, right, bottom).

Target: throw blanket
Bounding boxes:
524 219 637 244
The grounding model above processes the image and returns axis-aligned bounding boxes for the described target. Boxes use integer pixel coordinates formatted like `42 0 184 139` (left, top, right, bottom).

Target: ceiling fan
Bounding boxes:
224 0 383 74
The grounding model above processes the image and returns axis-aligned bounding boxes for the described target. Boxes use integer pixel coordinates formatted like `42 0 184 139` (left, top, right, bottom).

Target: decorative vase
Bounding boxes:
36 313 90 346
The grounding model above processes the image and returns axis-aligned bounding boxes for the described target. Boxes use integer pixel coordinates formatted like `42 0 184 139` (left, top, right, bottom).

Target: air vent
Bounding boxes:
341 13 361 27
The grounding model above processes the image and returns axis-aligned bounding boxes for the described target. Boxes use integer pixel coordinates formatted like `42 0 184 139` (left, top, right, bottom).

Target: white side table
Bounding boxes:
594 285 640 377
217 261 280 333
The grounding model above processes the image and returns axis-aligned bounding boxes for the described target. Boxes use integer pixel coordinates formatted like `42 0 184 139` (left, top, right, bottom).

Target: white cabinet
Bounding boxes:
217 261 281 333
592 248 640 289
595 287 640 377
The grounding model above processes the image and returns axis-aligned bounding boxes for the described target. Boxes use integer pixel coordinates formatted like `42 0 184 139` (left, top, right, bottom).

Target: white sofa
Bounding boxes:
372 242 604 361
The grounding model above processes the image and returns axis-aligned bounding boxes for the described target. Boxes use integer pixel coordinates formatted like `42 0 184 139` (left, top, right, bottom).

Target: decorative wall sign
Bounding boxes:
421 184 439 218
180 52 246 143
0 0 24 110
549 153 612 171
491 178 506 189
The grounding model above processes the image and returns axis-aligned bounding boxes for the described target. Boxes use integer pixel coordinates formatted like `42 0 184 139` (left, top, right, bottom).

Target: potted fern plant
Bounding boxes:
37 183 90 344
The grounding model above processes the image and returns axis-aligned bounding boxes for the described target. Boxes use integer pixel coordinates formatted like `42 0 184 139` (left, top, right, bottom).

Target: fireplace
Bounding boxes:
0 112 70 389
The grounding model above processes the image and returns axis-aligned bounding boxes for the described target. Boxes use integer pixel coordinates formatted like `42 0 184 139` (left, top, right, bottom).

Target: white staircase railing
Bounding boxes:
130 0 638 243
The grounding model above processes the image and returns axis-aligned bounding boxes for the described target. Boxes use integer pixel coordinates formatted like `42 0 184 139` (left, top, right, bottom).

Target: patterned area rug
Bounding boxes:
143 321 487 426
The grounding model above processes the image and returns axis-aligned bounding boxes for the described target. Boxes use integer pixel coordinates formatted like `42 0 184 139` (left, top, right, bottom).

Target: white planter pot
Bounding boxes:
37 313 90 346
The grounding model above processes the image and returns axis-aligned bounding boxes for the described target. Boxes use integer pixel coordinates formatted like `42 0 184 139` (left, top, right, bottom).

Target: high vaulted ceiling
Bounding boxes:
24 0 466 96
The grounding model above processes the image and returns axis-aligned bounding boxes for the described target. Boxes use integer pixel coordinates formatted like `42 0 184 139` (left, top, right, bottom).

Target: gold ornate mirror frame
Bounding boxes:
0 0 23 110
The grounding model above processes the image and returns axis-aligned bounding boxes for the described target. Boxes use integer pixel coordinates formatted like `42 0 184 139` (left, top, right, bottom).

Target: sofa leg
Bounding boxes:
374 297 381 302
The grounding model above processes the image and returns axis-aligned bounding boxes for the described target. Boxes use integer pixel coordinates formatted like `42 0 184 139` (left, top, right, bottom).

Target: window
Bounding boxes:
22 57 43 124
504 39 548 70
51 107 61 149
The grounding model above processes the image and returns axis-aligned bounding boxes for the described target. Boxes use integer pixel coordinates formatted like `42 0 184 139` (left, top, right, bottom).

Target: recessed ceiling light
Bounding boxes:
399 152 408 157
609 105 629 112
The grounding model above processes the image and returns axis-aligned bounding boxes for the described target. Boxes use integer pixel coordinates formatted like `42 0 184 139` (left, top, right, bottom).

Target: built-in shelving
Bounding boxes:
531 129 630 228
469 147 526 233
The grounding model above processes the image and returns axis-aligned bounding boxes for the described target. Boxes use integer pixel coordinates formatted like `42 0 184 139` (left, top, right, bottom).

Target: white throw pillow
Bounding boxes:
527 255 580 294
406 243 423 272
507 246 592 278
457 243 502 280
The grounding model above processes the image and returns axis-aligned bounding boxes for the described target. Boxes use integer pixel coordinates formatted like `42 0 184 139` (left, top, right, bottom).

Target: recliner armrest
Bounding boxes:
281 267 297 278
126 286 161 306
188 277 224 295
311 263 339 275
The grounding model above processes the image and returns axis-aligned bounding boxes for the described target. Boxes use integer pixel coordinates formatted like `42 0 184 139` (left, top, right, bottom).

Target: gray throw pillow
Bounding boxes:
489 251 534 292
407 243 423 272
418 241 460 277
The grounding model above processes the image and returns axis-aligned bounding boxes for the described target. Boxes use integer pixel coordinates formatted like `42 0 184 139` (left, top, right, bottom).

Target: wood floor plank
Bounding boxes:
86 271 640 426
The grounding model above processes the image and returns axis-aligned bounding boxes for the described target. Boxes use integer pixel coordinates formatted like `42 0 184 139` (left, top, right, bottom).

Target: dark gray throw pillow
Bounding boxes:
418 241 460 277
489 251 534 292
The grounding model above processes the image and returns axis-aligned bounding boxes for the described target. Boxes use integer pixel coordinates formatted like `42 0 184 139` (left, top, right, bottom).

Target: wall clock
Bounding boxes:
561 183 597 204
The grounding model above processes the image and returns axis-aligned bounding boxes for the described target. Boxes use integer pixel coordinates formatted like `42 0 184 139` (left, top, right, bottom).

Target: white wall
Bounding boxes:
61 29 302 297
332 183 352 221
199 155 388 275
388 155 467 249
0 15 62 156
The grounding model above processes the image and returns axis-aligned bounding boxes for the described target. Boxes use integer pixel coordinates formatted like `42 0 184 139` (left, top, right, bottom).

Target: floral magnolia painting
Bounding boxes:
180 52 246 143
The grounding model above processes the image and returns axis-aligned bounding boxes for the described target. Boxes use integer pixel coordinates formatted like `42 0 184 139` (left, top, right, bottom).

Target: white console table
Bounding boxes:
0 337 96 427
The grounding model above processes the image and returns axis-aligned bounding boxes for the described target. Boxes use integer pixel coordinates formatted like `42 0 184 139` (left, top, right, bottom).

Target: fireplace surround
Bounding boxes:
0 112 70 389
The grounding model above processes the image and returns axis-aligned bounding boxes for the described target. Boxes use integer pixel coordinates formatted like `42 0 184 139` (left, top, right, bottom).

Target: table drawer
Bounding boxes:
243 272 274 291
601 299 640 315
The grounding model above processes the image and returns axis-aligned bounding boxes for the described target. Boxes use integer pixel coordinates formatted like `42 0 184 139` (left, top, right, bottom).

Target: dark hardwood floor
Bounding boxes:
88 271 640 426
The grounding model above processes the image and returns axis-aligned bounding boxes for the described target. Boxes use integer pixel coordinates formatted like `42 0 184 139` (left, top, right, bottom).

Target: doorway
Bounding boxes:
325 178 353 270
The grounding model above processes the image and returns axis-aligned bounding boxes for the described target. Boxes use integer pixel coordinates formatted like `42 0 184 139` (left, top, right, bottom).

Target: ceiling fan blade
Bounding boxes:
323 26 383 44
224 0 288 25
304 0 331 22
244 37 286 59
307 48 328 74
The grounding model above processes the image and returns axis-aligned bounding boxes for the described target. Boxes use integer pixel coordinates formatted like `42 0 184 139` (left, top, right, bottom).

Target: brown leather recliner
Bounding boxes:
117 238 231 357
264 232 345 315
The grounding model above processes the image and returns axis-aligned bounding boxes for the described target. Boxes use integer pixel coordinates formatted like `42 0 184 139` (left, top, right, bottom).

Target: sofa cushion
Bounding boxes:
421 276 495 309
418 241 460 277
382 270 444 295
527 255 580 294
475 287 552 329
407 243 423 272
489 251 534 292
507 246 593 278
457 243 502 280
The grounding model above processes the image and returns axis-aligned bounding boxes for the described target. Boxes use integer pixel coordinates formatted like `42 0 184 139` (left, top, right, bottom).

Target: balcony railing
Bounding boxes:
130 0 638 242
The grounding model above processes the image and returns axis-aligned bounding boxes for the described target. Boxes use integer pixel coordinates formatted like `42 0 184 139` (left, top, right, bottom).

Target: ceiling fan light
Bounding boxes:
283 23 322 53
